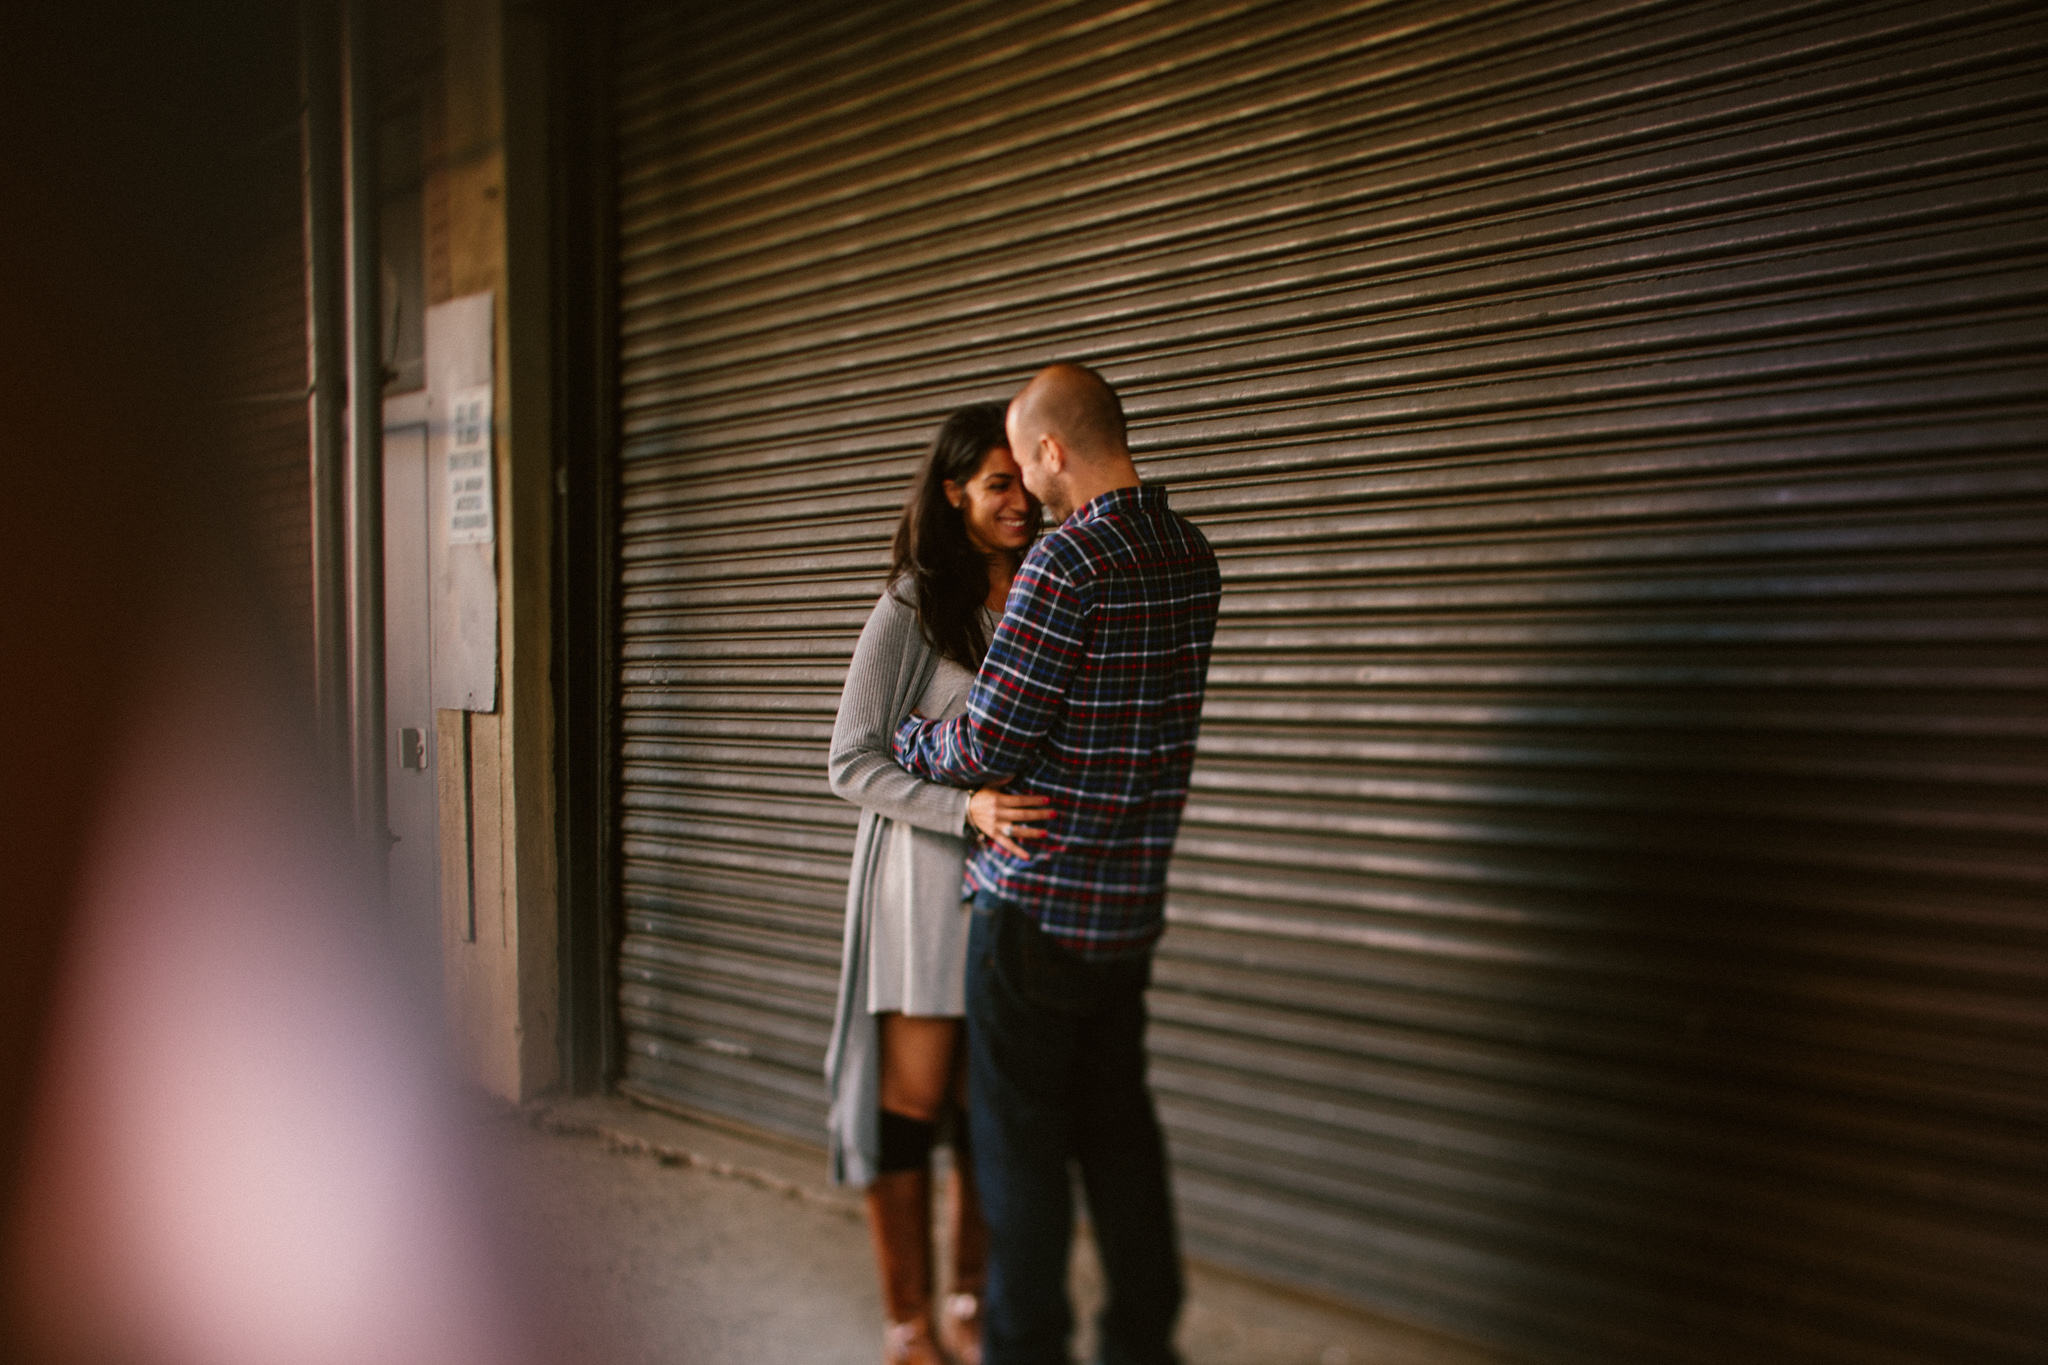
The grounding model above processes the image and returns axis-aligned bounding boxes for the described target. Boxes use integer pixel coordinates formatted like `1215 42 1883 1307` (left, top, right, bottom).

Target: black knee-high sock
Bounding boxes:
878 1108 935 1174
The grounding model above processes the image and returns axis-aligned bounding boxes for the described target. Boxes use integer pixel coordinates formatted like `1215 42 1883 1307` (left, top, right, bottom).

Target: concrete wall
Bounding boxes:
427 0 558 1101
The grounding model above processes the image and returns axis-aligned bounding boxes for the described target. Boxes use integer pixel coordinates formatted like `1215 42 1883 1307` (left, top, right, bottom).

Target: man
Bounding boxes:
893 363 1221 1365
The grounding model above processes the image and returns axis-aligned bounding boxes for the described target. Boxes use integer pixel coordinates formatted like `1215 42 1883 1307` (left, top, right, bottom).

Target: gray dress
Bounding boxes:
865 648 978 1015
822 583 991 1187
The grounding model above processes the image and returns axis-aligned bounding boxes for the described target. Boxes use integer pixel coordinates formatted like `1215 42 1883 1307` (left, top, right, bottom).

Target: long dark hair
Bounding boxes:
889 402 1030 671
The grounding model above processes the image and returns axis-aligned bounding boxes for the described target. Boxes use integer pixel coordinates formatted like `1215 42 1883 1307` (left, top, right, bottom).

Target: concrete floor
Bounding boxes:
495 1112 877 1364
484 1094 1507 1365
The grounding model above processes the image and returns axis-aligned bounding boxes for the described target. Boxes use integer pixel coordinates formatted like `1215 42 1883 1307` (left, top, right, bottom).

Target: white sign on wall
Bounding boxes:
427 292 498 713
446 383 495 545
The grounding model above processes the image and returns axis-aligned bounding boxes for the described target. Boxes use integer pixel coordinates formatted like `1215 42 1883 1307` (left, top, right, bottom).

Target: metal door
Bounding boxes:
383 392 439 979
606 2 2048 1359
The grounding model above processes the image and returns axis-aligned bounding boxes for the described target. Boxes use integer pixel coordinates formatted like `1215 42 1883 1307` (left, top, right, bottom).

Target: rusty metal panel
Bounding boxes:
608 0 2048 1359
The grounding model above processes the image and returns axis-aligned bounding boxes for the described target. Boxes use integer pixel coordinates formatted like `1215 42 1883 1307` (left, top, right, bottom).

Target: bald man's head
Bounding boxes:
1005 363 1139 523
1009 363 1126 465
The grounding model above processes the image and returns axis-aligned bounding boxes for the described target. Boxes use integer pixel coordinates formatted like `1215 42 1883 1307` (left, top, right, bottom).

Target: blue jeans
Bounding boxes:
966 894 1183 1365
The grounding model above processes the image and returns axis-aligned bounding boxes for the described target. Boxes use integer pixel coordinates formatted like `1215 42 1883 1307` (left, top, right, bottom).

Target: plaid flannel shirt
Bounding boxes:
892 484 1220 960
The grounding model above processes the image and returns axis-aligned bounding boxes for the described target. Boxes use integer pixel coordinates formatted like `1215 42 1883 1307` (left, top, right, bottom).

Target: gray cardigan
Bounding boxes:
823 582 973 1187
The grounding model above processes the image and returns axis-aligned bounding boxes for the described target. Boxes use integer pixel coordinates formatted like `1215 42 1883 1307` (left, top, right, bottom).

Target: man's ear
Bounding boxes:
943 480 965 508
1040 435 1067 476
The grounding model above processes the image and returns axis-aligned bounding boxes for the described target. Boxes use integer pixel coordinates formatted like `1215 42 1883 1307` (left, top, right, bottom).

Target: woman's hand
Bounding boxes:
968 784 1053 859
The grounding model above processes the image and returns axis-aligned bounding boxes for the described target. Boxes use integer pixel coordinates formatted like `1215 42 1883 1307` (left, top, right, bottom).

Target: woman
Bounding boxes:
825 402 1053 1365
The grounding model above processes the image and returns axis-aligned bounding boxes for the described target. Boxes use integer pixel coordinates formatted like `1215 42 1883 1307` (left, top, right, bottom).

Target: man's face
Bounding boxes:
1006 400 1070 523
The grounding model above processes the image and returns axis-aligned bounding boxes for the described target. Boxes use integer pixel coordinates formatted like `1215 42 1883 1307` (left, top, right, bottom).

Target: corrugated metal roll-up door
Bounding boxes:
608 1 2047 1359
219 138 315 683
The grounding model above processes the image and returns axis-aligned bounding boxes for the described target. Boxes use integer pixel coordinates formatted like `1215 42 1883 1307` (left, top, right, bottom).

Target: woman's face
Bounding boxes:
946 444 1037 557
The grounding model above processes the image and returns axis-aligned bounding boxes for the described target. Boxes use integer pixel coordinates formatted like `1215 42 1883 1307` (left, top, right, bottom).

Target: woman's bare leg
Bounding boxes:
880 1013 960 1121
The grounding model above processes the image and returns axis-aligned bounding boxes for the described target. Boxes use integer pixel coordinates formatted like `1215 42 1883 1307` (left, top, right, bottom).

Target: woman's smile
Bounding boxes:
949 444 1039 557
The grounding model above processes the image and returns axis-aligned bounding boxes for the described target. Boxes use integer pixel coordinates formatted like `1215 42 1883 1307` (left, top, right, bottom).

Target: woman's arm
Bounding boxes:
828 589 972 836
